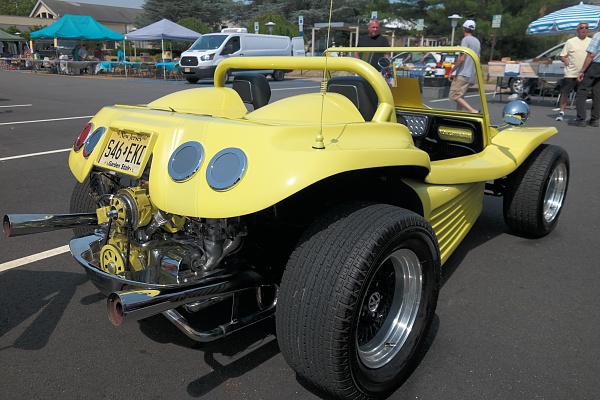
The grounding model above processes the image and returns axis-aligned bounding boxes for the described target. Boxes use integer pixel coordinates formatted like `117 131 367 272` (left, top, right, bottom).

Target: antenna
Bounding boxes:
313 0 335 150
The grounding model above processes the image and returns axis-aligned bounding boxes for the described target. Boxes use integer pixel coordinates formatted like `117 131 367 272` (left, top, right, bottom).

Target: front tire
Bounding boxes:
277 203 441 399
186 77 199 84
503 144 569 237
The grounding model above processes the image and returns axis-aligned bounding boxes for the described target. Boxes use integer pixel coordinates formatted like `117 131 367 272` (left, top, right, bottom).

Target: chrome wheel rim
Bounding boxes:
543 163 568 223
356 249 422 369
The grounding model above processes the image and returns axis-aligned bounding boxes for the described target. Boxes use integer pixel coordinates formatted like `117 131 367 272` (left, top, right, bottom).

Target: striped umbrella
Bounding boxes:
526 2 600 35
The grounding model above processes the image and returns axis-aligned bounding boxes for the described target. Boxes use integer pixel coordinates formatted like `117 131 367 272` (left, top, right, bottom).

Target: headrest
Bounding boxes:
232 73 271 109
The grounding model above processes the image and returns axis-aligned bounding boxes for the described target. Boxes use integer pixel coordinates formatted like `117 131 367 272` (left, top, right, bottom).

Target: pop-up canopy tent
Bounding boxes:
125 19 201 78
30 14 124 41
0 30 27 55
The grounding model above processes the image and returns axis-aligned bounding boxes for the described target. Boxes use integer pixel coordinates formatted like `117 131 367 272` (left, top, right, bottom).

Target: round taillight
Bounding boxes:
74 123 93 152
83 127 106 158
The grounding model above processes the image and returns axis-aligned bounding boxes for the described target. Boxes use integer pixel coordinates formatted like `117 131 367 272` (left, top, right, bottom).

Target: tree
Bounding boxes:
0 0 36 16
177 18 213 35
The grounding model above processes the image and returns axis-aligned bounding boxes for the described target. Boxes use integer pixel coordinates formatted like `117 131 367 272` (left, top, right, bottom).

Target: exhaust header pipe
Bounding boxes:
3 213 98 237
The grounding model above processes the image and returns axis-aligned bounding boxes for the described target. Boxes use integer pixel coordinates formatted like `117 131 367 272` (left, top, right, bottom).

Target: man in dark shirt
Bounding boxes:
355 18 390 70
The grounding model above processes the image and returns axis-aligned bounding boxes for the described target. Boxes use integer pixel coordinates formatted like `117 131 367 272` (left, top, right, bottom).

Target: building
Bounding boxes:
0 0 140 34
29 0 140 33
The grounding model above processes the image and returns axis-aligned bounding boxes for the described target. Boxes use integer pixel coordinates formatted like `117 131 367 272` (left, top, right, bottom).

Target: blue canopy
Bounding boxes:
527 2 600 36
30 14 124 41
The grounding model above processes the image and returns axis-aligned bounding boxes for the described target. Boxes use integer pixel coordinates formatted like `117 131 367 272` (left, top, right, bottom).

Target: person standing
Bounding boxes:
556 23 591 121
569 30 600 127
117 45 125 62
78 44 88 60
72 44 81 61
355 18 390 70
448 20 481 113
93 44 103 60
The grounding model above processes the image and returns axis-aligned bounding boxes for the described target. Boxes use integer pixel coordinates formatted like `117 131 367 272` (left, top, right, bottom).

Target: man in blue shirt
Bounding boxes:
570 31 600 127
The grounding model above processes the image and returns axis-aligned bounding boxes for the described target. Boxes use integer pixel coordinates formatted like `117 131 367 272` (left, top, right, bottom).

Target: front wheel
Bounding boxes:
503 144 569 237
185 77 199 84
276 203 441 399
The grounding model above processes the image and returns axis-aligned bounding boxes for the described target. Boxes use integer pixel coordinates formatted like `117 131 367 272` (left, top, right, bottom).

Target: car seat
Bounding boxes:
232 73 271 109
326 76 378 121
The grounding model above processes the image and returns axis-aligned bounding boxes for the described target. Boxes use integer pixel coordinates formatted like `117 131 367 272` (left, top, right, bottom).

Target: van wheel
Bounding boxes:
224 70 231 84
272 70 285 81
186 77 199 84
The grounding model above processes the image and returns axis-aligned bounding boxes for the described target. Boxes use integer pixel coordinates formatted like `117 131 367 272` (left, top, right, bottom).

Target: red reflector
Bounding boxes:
74 123 93 151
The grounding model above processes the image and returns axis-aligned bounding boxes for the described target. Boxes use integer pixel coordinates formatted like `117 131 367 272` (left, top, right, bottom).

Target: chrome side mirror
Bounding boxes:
378 57 391 69
502 100 530 126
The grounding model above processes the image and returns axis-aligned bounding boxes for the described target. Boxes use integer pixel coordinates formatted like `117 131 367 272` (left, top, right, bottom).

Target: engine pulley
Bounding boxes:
100 244 126 275
107 187 153 230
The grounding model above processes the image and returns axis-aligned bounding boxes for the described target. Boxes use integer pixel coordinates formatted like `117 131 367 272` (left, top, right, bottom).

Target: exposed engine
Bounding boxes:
94 177 247 283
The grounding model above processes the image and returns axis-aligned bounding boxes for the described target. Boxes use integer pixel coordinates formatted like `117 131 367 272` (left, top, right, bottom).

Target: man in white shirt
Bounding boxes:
556 22 591 121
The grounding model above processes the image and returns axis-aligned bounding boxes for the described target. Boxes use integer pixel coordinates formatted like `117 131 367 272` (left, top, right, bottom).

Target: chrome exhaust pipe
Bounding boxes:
3 213 98 237
107 270 266 326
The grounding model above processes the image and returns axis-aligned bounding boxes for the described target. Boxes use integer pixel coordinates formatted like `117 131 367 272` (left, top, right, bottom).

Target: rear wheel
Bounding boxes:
272 70 285 81
503 144 569 237
277 202 440 399
509 77 524 94
69 177 99 236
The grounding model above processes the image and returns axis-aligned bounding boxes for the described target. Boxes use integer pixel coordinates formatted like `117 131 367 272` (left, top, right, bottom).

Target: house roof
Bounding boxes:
30 0 140 25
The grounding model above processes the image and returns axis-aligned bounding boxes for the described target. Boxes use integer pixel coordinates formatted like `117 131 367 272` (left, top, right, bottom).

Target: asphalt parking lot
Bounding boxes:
0 69 599 400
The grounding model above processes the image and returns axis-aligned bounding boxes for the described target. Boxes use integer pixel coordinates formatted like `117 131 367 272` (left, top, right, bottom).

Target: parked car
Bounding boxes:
392 50 442 68
503 42 565 94
3 46 569 400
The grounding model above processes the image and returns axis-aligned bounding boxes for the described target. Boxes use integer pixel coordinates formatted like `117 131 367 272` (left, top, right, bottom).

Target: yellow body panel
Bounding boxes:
404 180 485 264
70 100 429 218
426 126 557 184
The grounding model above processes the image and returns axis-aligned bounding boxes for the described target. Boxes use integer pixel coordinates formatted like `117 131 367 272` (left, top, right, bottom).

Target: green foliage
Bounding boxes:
0 0 36 16
177 18 213 35
130 0 577 60
246 14 298 37
420 0 569 60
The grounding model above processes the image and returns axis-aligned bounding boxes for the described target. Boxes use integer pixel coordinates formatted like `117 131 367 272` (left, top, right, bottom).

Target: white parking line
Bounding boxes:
0 104 32 108
0 115 93 126
0 245 70 273
0 148 70 161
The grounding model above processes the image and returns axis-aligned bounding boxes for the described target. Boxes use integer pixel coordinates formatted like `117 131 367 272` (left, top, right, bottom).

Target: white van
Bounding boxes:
180 28 304 83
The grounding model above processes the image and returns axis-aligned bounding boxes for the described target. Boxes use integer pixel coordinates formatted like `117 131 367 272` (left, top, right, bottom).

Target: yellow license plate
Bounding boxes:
184 67 190 73
98 130 150 175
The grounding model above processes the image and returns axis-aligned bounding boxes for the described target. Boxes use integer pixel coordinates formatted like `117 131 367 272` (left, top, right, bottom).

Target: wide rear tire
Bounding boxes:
69 177 99 236
503 144 569 237
276 202 441 399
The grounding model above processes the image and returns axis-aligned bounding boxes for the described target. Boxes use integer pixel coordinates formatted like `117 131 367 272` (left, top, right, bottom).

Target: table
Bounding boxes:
94 61 142 76
58 60 99 75
488 61 565 102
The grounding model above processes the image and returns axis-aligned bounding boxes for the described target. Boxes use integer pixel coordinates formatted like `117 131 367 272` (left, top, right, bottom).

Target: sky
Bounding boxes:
68 0 145 9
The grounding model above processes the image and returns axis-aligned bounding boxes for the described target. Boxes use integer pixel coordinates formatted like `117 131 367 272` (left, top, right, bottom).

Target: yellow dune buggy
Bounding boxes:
3 47 569 399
